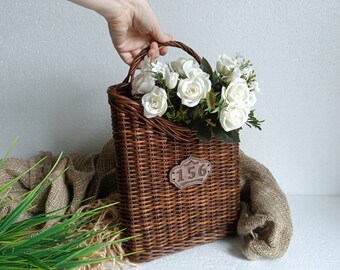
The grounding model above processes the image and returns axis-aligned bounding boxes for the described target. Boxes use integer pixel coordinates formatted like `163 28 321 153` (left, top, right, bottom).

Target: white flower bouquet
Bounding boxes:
132 54 263 143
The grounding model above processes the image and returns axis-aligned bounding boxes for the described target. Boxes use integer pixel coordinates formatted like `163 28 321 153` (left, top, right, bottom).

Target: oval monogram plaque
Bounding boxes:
169 156 212 189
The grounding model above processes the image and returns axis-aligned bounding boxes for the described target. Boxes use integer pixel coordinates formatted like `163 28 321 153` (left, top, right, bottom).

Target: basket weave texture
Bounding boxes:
107 41 241 262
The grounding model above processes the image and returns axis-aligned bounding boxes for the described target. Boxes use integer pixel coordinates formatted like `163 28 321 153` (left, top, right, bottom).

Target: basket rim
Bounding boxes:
108 83 200 143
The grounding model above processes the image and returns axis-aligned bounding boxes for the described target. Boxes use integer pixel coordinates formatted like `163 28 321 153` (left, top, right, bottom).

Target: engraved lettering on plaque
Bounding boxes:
169 157 212 189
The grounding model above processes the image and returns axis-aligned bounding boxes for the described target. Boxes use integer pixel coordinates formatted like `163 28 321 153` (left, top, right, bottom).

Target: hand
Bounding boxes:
105 0 173 65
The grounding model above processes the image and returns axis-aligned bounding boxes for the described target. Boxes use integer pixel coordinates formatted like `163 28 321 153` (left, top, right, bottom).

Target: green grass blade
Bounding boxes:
54 241 116 268
0 143 135 269
0 136 19 170
0 154 64 233
56 257 117 269
19 213 92 247
54 233 139 268
0 156 46 195
2 203 96 236
0 266 34 270
19 254 52 269
0 190 31 209
57 250 142 269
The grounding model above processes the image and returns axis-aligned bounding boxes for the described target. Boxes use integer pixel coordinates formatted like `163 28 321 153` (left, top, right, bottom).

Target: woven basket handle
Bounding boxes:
123 41 202 83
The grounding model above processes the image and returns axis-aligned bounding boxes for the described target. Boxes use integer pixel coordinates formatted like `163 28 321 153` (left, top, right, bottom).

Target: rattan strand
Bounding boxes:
123 41 202 84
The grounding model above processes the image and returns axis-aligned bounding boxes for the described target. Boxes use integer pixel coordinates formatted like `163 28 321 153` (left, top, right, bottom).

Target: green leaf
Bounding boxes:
246 110 264 130
211 71 224 95
189 117 205 131
197 128 212 143
189 106 200 119
206 91 217 111
199 57 213 77
205 118 216 127
189 117 212 143
211 123 240 143
166 110 175 120
154 72 167 89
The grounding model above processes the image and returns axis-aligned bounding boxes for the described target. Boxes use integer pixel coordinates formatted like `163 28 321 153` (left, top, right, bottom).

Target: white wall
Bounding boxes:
1 0 339 195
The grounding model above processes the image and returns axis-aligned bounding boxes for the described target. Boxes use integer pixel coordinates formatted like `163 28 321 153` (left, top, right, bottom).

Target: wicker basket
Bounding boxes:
107 41 240 262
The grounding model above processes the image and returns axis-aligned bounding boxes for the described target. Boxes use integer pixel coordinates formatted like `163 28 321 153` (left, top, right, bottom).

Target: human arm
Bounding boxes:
68 0 173 64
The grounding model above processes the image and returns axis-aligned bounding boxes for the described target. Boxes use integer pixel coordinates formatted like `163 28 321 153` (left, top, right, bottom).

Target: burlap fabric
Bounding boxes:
238 150 293 259
0 141 116 229
0 141 292 261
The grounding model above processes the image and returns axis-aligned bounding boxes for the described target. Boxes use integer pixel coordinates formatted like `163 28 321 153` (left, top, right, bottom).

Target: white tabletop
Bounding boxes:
119 195 340 270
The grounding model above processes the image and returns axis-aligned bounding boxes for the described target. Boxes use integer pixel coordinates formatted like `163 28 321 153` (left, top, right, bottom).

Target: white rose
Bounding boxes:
151 60 166 74
131 72 155 95
164 66 179 89
140 56 151 71
247 91 257 108
219 103 249 132
216 54 237 74
228 67 242 82
140 56 166 74
221 78 250 105
177 76 211 107
170 57 197 77
249 81 261 93
141 86 168 118
186 67 210 80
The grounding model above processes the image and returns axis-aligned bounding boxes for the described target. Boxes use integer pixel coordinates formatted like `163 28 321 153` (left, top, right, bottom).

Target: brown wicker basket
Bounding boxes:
107 41 240 262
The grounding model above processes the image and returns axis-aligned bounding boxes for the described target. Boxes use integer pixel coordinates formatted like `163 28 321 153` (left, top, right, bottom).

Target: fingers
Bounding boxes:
118 40 171 65
148 24 173 59
147 41 170 59
117 41 150 65
119 42 170 65
159 46 168 56
118 43 155 65
147 42 159 59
